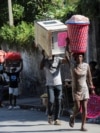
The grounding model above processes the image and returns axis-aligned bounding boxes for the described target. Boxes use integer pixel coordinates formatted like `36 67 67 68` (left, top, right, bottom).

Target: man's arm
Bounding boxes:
15 59 23 73
40 50 46 70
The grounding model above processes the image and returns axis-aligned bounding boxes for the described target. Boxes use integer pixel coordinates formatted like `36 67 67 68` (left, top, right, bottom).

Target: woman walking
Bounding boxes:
69 53 95 131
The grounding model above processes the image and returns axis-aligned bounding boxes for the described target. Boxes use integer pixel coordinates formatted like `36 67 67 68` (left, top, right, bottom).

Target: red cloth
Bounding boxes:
57 32 67 47
5 51 21 60
87 95 100 118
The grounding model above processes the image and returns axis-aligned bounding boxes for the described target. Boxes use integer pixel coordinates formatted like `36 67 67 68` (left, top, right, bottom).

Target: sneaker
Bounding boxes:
48 116 53 124
0 103 4 108
54 119 61 125
13 105 20 109
8 105 13 110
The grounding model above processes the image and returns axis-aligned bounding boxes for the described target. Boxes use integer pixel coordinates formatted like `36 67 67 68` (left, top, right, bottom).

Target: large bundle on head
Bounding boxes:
5 51 21 60
5 51 22 67
65 15 90 53
0 50 6 63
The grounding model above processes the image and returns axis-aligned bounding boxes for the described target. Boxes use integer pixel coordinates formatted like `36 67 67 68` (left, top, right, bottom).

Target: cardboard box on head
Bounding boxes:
34 19 67 56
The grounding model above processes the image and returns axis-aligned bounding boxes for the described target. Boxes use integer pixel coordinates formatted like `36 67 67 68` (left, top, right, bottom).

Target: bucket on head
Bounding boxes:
67 23 89 53
65 15 90 53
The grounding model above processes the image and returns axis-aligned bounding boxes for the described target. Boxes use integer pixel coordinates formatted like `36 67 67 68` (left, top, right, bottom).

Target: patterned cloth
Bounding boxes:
87 95 100 118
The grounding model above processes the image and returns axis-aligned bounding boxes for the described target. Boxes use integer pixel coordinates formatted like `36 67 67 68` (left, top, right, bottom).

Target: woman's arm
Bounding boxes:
64 38 72 66
87 64 95 94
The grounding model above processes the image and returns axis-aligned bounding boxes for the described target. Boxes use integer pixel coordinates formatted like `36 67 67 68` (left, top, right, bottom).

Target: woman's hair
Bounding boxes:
73 53 85 61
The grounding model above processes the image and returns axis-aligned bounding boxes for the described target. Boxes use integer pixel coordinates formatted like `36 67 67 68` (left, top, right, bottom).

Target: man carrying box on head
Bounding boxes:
40 49 68 125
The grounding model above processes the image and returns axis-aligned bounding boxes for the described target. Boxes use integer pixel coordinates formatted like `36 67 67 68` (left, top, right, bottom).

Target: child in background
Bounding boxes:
5 60 23 109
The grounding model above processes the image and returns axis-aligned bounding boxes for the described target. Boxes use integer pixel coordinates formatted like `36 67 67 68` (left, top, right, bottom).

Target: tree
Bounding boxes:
0 0 77 48
8 0 14 26
0 1 8 26
76 0 100 19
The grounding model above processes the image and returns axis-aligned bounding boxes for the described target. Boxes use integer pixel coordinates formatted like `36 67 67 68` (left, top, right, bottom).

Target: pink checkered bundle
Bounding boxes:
87 95 100 118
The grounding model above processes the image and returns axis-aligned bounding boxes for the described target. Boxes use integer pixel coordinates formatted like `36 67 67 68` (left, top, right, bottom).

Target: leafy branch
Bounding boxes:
0 21 34 46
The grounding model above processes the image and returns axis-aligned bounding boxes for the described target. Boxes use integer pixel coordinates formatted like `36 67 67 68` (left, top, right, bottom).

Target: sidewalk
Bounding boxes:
3 97 44 109
18 97 46 111
3 96 72 116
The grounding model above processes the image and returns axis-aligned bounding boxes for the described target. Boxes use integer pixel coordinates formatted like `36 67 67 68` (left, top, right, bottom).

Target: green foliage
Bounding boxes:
23 0 51 22
13 4 24 20
0 22 34 46
15 21 34 45
0 0 77 48
0 24 15 43
0 1 8 26
36 0 77 21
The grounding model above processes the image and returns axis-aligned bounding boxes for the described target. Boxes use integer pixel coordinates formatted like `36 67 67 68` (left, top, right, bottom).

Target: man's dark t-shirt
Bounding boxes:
7 72 20 88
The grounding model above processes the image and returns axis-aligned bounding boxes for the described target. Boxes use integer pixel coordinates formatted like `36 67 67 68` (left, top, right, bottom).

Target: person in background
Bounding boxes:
40 50 67 125
0 63 5 107
68 53 95 131
5 59 23 109
89 61 100 95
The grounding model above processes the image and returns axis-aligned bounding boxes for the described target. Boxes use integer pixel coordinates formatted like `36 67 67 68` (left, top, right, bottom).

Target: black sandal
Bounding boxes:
69 115 75 127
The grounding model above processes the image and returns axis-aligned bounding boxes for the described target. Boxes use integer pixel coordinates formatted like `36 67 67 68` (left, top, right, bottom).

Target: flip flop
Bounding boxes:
69 115 75 127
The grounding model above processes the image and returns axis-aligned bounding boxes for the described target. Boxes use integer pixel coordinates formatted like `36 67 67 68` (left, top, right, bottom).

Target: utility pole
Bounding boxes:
8 0 14 26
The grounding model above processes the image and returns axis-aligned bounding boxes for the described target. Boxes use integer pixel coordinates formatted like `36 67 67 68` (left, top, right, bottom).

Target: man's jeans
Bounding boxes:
47 85 62 120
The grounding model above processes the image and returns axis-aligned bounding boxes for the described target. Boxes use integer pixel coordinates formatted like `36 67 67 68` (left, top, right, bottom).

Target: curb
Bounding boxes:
19 103 74 117
20 104 46 111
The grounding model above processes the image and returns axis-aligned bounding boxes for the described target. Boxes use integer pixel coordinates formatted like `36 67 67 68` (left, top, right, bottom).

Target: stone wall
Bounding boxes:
19 48 46 97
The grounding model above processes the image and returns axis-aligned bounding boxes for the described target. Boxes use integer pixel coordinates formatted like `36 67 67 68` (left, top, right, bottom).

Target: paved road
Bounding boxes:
0 107 99 133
